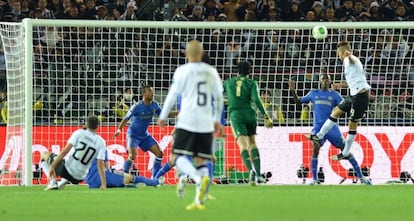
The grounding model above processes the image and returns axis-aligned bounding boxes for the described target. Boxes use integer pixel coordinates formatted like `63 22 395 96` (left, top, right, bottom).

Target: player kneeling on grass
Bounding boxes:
85 150 159 188
41 116 107 190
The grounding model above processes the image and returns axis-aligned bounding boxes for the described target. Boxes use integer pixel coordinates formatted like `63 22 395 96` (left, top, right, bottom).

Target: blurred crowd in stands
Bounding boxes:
1 0 414 22
0 0 413 125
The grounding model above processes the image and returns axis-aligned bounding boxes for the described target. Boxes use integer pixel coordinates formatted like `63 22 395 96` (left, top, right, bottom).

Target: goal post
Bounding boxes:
1 19 414 186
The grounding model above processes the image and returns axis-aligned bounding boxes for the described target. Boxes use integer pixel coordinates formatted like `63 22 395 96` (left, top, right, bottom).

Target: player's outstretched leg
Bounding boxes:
40 152 59 191
152 157 163 178
154 161 174 185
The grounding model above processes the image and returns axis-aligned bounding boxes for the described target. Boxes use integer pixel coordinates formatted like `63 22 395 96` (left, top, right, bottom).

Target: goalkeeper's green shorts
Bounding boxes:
229 110 257 138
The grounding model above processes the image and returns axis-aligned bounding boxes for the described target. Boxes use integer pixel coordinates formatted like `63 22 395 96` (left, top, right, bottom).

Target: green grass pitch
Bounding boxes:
1 184 413 221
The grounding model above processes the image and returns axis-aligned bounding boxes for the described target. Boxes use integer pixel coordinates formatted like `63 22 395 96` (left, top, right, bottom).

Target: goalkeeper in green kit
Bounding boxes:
224 61 273 186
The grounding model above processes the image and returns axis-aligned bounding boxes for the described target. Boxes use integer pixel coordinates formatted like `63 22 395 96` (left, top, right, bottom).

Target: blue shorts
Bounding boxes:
87 170 124 188
127 134 158 152
313 124 344 149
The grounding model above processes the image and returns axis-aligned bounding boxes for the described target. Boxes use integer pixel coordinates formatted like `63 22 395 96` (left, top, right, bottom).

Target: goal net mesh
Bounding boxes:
1 20 414 185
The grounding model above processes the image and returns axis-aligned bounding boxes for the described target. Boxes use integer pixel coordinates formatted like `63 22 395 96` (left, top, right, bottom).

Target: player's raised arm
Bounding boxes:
114 118 128 139
97 159 107 190
288 80 302 105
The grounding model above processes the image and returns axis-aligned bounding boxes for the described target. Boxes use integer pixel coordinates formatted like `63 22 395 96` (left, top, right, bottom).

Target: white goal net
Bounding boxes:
1 20 414 186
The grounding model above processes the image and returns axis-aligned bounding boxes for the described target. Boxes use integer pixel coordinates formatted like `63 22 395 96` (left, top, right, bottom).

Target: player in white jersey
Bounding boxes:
157 40 224 210
307 41 371 161
41 116 107 190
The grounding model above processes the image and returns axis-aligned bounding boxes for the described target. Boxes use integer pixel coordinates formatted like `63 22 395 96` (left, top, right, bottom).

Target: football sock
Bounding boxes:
152 157 163 178
133 175 148 184
205 160 214 193
342 131 357 156
123 157 133 173
348 154 364 178
176 155 201 184
311 157 318 181
57 178 69 188
316 117 337 139
40 161 50 178
250 147 261 175
154 162 173 179
241 149 253 171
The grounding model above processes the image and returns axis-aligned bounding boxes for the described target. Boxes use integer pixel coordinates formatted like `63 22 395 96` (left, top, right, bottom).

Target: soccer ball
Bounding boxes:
312 25 328 40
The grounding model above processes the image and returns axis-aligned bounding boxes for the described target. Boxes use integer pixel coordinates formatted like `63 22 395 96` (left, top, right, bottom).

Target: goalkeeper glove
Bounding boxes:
264 114 273 128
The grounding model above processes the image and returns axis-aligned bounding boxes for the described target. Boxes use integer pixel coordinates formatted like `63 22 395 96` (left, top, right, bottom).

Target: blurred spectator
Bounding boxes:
312 1 326 21
37 0 56 19
182 0 196 17
121 0 137 20
236 0 249 21
281 0 304 21
81 0 98 19
358 11 371 21
49 0 65 19
379 0 398 20
361 0 372 11
369 1 382 20
20 0 32 17
95 5 109 20
187 5 204 20
223 0 239 21
170 7 188 21
107 0 127 16
4 0 29 22
244 8 257 21
335 0 358 21
324 6 338 21
200 0 223 17
266 6 280 21
216 12 227 21
394 4 407 20
66 6 80 19
353 0 365 15
303 10 316 21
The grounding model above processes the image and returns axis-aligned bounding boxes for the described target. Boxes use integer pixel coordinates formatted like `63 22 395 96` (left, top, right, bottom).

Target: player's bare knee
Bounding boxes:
154 151 163 158
123 173 134 184
129 152 136 160
41 151 51 161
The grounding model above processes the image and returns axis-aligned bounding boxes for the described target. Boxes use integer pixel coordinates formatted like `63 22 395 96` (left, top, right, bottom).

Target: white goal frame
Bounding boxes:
6 19 413 185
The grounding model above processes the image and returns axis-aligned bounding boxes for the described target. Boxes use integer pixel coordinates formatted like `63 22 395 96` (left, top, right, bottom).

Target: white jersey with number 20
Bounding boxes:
64 129 106 180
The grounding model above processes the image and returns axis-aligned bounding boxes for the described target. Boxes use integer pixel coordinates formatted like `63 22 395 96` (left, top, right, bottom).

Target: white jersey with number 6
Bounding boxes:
64 129 106 180
160 62 224 133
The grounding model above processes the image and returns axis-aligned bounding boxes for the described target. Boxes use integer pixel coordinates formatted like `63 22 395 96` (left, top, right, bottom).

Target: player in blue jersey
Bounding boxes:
114 85 178 178
85 150 159 188
289 73 371 185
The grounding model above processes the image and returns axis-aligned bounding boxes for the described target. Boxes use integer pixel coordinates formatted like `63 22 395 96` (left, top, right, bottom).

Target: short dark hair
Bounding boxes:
86 115 99 130
238 61 251 75
140 85 152 94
